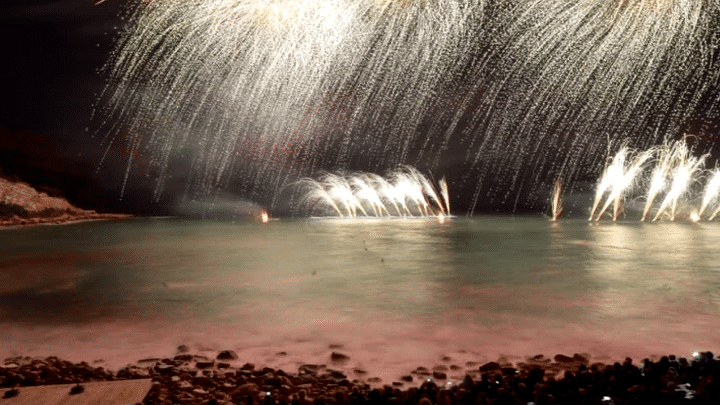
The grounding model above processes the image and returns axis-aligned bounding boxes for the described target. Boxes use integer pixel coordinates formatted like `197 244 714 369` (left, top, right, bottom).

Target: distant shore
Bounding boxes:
1 176 133 229
0 212 133 229
0 350 717 404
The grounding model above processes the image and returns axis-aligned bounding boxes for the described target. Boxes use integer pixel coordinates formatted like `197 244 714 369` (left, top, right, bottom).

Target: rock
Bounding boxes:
240 363 255 371
263 377 282 387
353 369 367 375
460 375 474 388
276 351 287 356
367 377 382 383
217 362 231 369
177 345 190 353
450 365 462 371
299 364 322 374
466 361 479 367
196 361 215 369
433 365 448 371
326 370 347 379
232 383 259 397
479 362 501 372
501 367 517 376
392 381 404 386
400 375 413 382
432 371 447 380
174 354 194 362
330 352 350 363
441 356 452 362
572 353 590 364
216 351 238 361
193 388 209 395
554 354 574 363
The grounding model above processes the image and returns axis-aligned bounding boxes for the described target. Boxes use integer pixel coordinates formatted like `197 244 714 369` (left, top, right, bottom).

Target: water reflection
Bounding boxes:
1 217 719 373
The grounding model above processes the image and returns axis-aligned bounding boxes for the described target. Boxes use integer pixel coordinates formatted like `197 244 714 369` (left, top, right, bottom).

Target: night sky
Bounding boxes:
0 0 137 212
2 1 720 217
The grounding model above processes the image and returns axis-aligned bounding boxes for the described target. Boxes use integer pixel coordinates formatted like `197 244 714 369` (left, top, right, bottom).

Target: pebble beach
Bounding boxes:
1 349 717 405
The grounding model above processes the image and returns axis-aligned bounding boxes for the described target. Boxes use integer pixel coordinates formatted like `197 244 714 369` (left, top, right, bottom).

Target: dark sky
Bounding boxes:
1 0 120 137
0 0 153 213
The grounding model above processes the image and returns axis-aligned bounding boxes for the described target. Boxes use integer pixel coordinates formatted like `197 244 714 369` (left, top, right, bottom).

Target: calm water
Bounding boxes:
1 217 719 381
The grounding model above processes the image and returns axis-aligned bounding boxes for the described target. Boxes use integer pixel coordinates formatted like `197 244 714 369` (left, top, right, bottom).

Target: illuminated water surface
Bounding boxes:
0 217 718 381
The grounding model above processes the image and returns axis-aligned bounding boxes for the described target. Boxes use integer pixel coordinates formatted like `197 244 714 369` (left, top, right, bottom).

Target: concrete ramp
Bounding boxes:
0 379 152 405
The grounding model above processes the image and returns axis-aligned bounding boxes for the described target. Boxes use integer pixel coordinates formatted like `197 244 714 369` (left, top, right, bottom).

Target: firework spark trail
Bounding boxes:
454 0 717 210
589 147 628 221
98 0 484 203
594 148 652 221
550 179 562 221
699 168 720 218
641 144 673 221
652 142 708 221
439 177 450 214
297 168 448 217
98 1 719 211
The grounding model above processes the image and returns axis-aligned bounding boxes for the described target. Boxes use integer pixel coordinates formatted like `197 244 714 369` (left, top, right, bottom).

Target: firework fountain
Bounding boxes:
550 180 562 221
95 1 720 213
297 167 450 218
584 140 720 221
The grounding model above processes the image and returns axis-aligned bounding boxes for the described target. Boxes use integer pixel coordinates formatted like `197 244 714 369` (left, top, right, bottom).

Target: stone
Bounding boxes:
216 350 238 361
367 377 382 383
450 365 462 371
299 364 322 374
327 369 347 379
330 352 350 363
400 375 413 382
554 354 574 363
479 362 501 372
353 369 367 375
433 365 448 371
155 364 175 375
232 383 260 401
177 345 190 353
441 356 452 362
196 361 215 369
432 371 447 380
174 354 194 362
572 353 590 364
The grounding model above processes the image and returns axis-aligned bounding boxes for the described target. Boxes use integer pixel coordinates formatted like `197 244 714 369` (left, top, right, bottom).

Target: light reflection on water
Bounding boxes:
0 217 718 378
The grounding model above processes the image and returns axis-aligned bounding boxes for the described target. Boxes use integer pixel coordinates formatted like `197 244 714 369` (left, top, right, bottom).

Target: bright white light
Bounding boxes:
298 167 449 218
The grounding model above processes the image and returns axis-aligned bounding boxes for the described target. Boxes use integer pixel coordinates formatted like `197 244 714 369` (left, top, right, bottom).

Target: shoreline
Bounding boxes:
1 350 716 404
0 213 133 229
